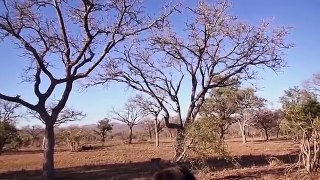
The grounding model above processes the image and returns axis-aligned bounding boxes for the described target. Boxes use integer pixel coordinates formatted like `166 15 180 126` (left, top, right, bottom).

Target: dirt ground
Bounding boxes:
0 138 315 179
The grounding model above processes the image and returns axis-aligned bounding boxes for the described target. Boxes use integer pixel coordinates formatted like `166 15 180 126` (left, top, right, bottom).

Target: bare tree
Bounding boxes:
110 100 145 144
0 0 173 178
28 106 86 126
22 125 44 146
304 73 320 97
28 106 86 150
142 119 154 140
94 0 292 160
94 118 112 145
0 100 21 122
131 95 163 146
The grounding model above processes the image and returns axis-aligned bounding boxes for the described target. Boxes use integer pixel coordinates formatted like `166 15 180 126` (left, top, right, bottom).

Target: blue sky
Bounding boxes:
0 0 319 127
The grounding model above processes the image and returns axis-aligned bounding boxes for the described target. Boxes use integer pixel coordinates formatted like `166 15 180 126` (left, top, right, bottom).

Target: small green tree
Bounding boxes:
0 121 20 154
183 118 228 162
200 86 239 142
280 87 320 173
94 118 113 145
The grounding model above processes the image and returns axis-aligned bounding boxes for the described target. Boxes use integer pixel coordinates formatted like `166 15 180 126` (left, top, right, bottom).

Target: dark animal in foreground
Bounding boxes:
152 166 196 180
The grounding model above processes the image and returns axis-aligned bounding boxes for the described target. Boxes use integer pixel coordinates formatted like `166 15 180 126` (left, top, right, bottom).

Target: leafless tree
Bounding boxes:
29 106 86 150
22 125 44 146
0 100 21 122
27 106 86 126
0 0 173 178
304 73 320 97
142 119 155 140
93 0 292 160
131 94 164 146
109 100 145 144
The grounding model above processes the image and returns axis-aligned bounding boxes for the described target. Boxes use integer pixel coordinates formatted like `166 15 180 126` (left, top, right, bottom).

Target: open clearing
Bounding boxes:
0 138 313 179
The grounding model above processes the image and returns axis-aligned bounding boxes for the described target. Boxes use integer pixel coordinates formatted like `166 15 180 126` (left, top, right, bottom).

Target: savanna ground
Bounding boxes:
0 138 317 179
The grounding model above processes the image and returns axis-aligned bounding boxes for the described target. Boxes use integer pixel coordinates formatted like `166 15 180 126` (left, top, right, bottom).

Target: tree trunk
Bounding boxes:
241 129 247 143
0 142 5 155
155 121 159 147
101 134 105 146
219 125 225 142
148 126 152 140
276 125 280 139
168 129 173 139
43 124 55 180
174 129 186 162
129 126 133 144
264 128 269 141
238 121 247 144
42 135 46 150
32 138 35 146
155 130 160 147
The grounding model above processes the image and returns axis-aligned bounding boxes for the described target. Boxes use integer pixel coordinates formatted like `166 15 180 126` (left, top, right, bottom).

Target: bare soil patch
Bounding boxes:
0 138 308 179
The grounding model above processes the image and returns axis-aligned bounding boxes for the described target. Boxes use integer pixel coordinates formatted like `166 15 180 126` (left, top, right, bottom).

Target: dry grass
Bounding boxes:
0 141 174 173
0 137 307 179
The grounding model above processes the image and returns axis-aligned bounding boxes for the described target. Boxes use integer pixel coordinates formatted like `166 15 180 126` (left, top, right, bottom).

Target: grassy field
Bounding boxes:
0 138 313 179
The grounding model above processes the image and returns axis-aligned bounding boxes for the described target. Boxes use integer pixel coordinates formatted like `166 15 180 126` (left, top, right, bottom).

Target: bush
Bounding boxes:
57 127 85 152
0 121 20 154
184 118 228 159
281 88 320 173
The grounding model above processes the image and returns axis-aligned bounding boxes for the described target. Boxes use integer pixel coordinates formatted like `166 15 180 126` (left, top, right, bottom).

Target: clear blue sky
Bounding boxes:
0 0 319 127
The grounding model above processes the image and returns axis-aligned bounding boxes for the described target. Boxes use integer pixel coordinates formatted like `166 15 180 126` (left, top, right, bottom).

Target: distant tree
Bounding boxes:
28 106 86 126
95 0 293 160
29 106 86 150
142 119 154 140
304 73 320 96
110 100 145 144
273 110 284 139
0 100 21 122
236 88 266 143
131 95 164 146
142 118 165 142
251 109 280 141
57 127 84 152
200 85 239 141
22 125 44 146
94 118 113 145
18 131 33 147
0 100 22 154
0 121 19 154
280 87 320 172
0 0 173 178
